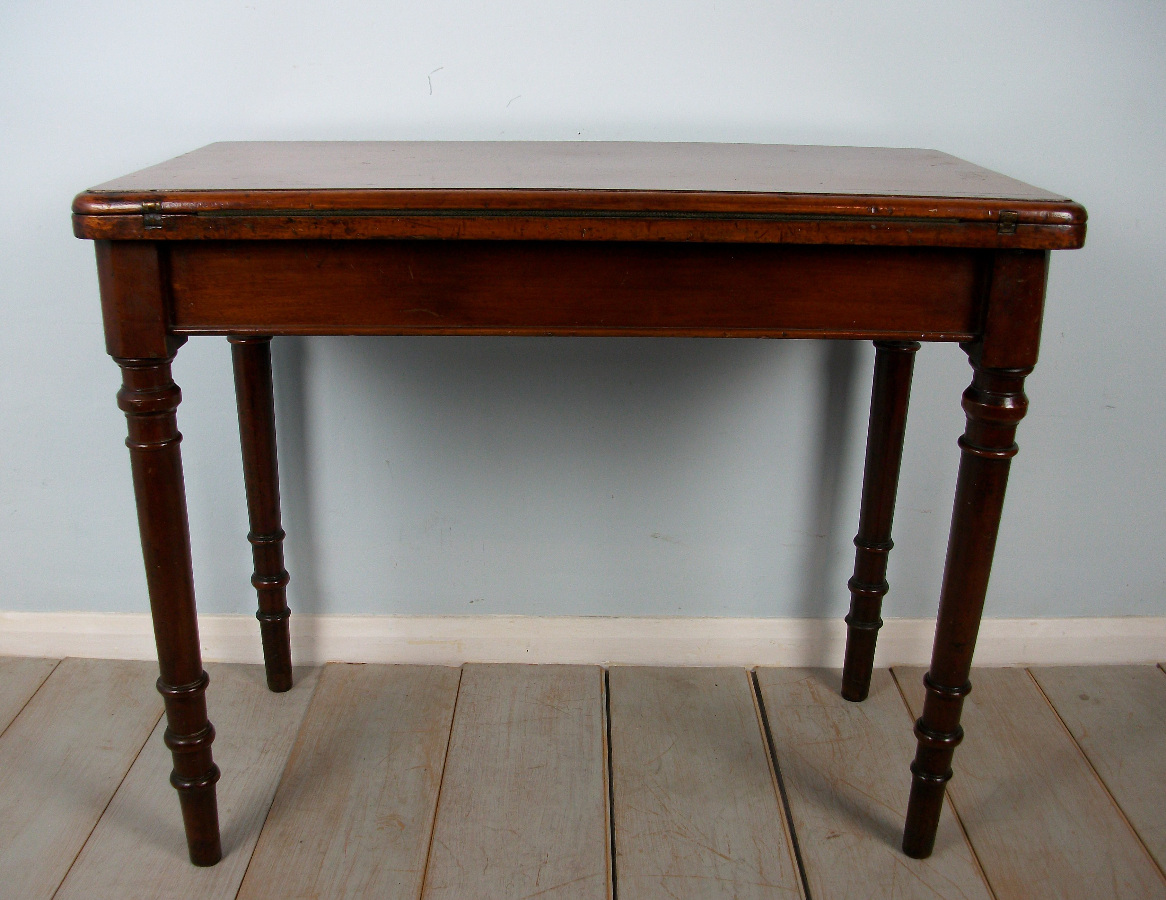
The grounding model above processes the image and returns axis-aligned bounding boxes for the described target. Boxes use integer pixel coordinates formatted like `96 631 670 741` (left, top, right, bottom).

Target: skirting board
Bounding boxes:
0 613 1163 667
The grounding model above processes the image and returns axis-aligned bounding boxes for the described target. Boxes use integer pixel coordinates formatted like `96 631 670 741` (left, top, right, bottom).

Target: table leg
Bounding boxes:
841 340 919 702
902 351 1032 858
116 356 222 866
230 336 293 693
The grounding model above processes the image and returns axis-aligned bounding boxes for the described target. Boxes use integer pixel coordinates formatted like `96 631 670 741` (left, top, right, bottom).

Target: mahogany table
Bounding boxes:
73 142 1086 866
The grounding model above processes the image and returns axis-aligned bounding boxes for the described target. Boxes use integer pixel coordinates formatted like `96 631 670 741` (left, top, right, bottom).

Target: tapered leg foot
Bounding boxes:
177 786 223 866
902 350 1031 858
160 672 223 866
902 674 969 858
841 340 919 702
230 336 293 693
117 357 222 865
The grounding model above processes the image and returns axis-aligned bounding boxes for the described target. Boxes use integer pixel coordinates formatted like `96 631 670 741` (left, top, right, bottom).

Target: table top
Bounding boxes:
73 142 1085 248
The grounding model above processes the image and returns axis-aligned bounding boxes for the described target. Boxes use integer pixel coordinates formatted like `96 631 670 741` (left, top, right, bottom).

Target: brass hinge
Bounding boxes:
997 210 1019 235
141 200 163 230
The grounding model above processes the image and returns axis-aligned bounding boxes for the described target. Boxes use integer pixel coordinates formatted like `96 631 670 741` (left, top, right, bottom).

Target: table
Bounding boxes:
73 142 1086 867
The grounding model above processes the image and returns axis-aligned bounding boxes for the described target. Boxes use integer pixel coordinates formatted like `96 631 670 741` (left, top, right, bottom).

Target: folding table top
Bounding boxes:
73 142 1085 248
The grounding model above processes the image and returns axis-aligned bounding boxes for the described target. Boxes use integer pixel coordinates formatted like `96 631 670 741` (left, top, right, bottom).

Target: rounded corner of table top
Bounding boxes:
72 190 137 239
1057 200 1088 247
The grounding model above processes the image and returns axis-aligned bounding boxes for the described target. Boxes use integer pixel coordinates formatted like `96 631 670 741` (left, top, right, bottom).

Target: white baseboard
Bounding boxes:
0 613 1162 668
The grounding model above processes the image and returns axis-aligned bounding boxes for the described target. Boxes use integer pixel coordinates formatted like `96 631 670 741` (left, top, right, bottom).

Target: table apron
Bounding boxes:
166 240 984 340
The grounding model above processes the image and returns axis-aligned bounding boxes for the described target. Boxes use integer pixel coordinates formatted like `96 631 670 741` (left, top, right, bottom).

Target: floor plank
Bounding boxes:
238 663 460 900
420 664 610 900
1030 665 1166 874
0 657 59 734
897 666 1166 899
756 668 991 900
609 667 802 900
0 657 161 900
55 663 319 900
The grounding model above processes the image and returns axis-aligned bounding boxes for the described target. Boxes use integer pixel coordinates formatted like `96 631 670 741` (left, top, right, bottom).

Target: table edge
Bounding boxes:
72 190 1086 250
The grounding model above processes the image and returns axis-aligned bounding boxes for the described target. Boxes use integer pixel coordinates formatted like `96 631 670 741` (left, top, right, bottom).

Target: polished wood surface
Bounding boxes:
842 341 919 701
116 355 221 865
902 351 1032 858
169 241 983 339
72 142 1085 248
230 336 292 693
75 141 1086 866
79 142 1071 198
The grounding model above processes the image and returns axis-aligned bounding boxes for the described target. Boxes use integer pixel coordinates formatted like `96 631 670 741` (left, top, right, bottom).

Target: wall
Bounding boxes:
1 2 1162 623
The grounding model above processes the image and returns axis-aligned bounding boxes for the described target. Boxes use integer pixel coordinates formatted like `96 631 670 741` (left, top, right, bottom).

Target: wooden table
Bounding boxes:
73 142 1086 867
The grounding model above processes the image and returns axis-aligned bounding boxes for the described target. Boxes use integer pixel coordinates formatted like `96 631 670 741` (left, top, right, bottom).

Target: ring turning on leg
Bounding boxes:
230 336 293 693
117 357 222 866
902 352 1031 859
841 340 919 702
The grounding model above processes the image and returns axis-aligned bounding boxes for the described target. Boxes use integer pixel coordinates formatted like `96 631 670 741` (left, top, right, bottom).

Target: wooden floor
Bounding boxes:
1 658 1164 899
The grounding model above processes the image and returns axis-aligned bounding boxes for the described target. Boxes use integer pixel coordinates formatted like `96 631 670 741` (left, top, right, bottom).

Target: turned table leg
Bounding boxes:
901 350 1032 858
230 336 293 693
117 356 222 866
841 340 919 702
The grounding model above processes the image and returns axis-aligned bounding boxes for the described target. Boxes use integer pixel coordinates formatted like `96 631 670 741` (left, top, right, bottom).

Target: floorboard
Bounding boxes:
55 663 319 900
420 664 610 900
756 668 991 899
896 666 1166 899
0 658 161 900
1030 665 1166 874
609 666 802 900
2 657 1160 897
0 657 58 735
238 663 460 900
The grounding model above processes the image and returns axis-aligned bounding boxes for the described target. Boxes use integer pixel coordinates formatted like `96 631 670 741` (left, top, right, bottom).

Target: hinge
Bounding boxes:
141 200 163 230
997 210 1019 235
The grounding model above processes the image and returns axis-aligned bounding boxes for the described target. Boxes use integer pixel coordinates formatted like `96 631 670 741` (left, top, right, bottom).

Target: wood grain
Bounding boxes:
897 666 1166 898
72 142 1085 249
116 354 222 864
0 658 161 900
421 664 610 900
0 657 58 734
55 664 318 900
609 667 801 900
81 142 1070 199
841 342 919 702
239 663 460 900
902 355 1036 859
1030 665 1166 873
756 668 990 899
168 240 981 340
230 336 293 693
